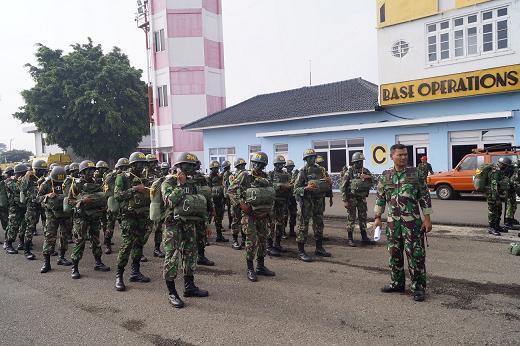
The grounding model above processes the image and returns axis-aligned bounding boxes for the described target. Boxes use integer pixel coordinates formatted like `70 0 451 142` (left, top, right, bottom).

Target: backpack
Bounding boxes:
473 164 493 192
509 243 520 256
149 176 166 222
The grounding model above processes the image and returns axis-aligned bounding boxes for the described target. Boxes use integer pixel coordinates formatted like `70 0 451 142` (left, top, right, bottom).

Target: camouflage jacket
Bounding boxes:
374 167 433 223
103 170 119 197
293 164 328 198
20 173 41 206
161 173 210 222
114 172 150 215
340 166 373 200
5 176 24 208
268 169 292 200
228 169 271 206
222 169 232 193
488 165 509 199
417 162 434 178
37 178 66 213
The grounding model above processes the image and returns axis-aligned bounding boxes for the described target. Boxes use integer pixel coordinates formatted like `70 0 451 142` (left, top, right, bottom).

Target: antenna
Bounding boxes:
309 59 312 86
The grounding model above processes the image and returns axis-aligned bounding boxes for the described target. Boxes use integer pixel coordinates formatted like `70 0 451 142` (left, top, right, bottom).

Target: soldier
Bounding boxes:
144 153 159 180
316 156 334 209
229 158 247 250
284 160 298 238
162 152 209 308
39 166 73 273
96 160 111 253
267 155 291 257
192 159 215 266
486 157 512 236
293 149 332 262
504 161 519 229
0 168 9 245
63 163 79 245
207 161 228 243
4 164 29 255
228 152 276 282
417 156 434 183
69 160 110 279
373 144 432 302
114 152 152 291
340 152 375 247
221 161 233 229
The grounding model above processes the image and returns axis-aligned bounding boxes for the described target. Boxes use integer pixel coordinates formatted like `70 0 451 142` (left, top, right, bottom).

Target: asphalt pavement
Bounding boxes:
1 220 520 345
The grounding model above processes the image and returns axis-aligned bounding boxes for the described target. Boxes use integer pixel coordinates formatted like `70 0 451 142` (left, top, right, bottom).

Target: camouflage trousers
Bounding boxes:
487 194 503 226
196 221 207 250
284 196 297 230
231 204 244 238
269 199 288 240
386 218 427 292
70 214 103 262
117 213 149 269
144 219 163 247
505 191 517 219
43 212 71 255
163 219 197 281
7 205 26 243
241 213 268 261
104 210 118 244
225 197 232 228
213 197 225 232
345 197 368 233
0 206 8 238
23 203 41 242
296 196 324 243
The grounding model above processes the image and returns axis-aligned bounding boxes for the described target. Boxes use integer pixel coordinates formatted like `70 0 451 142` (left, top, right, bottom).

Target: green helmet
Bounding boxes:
303 149 317 160
4 166 14 175
69 162 79 172
14 163 29 174
273 155 286 165
351 152 365 163
222 161 231 169
209 160 220 169
64 165 70 172
115 158 129 169
251 152 268 165
146 153 158 163
79 160 96 173
234 158 247 168
316 156 325 164
96 161 109 169
174 152 198 166
50 166 67 183
129 152 147 165
49 163 60 170
160 162 170 170
285 160 295 168
32 159 48 171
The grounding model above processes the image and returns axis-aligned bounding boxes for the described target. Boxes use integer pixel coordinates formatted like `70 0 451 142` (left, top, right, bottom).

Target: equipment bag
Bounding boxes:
107 196 120 213
350 178 372 197
473 164 493 192
81 192 108 211
308 179 331 195
246 187 275 211
509 243 520 256
211 186 225 199
173 194 207 221
149 177 165 222
0 181 7 208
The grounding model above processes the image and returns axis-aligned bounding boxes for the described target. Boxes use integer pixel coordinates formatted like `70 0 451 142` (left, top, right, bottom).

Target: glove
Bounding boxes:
240 201 251 214
304 182 318 192
133 184 146 194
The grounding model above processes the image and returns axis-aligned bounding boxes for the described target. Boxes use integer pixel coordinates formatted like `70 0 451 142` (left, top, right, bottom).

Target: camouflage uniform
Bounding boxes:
145 174 167 257
0 175 10 240
504 166 518 226
267 166 291 254
486 165 508 229
207 169 227 241
62 174 77 244
284 167 298 237
191 169 215 265
20 173 41 243
222 167 233 228
229 164 247 249
374 167 432 292
6 176 27 246
417 162 433 183
102 170 119 249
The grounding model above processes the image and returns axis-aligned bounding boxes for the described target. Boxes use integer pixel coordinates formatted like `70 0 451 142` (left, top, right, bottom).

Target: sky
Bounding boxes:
0 0 378 153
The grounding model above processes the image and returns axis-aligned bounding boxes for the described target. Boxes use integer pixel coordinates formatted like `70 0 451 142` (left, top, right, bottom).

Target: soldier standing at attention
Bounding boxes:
144 154 160 180
0 168 9 245
192 160 215 266
293 149 332 262
284 160 298 238
228 152 276 282
229 158 247 250
94 161 110 251
4 164 30 255
221 161 233 230
373 144 433 302
63 162 80 245
504 160 519 229
485 157 512 236
417 156 434 183
340 152 375 247
207 161 228 243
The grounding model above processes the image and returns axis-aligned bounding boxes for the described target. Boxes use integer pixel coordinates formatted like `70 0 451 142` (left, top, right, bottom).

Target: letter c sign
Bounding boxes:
371 145 388 165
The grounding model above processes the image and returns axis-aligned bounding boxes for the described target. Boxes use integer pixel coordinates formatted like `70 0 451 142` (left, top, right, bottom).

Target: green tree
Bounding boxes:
0 143 6 152
0 149 33 163
14 39 149 161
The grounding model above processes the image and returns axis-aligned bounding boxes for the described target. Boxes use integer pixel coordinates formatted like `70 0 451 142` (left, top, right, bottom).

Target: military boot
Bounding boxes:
360 231 376 245
94 257 110 272
140 255 148 262
24 240 36 260
246 259 257 282
197 246 215 266
71 260 80 279
381 283 405 293
488 223 501 236
57 250 72 266
104 238 112 255
129 258 150 283
297 242 312 262
512 218 520 225
153 243 165 258
115 267 126 291
274 235 286 253
315 238 331 257
5 241 18 255
347 231 356 247
231 235 241 250
40 254 51 273
256 257 275 277
413 290 426 302
215 230 229 243
183 275 209 297
240 234 246 248
166 280 184 308
267 238 280 257
17 241 24 251
498 224 509 233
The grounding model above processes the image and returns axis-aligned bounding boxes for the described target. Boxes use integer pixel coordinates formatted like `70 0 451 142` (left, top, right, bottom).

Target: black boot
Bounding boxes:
166 280 184 308
115 267 126 291
267 238 280 257
215 230 229 243
413 289 426 302
5 241 18 255
183 275 209 297
231 235 241 250
51 250 58 256
40 254 51 273
56 250 73 266
24 241 36 260
315 238 331 257
282 230 288 240
488 224 501 236
197 246 215 266
512 218 520 225
360 231 376 245
94 257 110 272
347 231 356 247
240 235 246 249
274 235 286 253
153 243 165 258
129 259 150 283
71 260 80 279
498 224 509 233
256 257 275 276
17 241 24 251
246 259 257 282
297 242 312 262
381 283 405 293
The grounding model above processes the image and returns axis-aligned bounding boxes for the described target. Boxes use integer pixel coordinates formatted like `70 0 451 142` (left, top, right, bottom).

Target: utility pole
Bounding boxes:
309 59 312 86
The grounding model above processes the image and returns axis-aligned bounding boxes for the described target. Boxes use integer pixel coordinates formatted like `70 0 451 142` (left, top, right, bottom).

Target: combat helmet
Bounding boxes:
50 166 67 183
32 159 49 171
351 152 365 163
250 152 268 165
129 152 147 165
14 163 30 174
273 155 286 165
303 149 317 160
234 158 246 168
96 161 109 169
174 152 198 166
209 161 220 169
115 158 129 169
79 160 96 173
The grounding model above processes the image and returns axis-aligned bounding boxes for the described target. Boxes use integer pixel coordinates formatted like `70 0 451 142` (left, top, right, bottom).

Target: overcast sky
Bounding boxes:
0 0 378 152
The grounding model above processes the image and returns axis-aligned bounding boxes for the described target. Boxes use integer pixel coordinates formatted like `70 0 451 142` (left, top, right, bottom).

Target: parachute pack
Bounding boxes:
473 164 493 192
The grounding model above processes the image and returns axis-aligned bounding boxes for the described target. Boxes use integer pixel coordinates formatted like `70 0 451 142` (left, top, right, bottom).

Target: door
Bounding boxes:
451 155 484 191
415 147 428 168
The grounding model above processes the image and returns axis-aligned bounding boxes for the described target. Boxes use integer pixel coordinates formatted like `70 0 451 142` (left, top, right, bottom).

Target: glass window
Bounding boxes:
209 147 236 169
249 145 261 162
440 21 449 30
491 155 517 164
497 20 508 49
467 27 478 55
483 23 493 52
454 18 464 27
330 150 346 173
274 144 288 159
497 8 508 17
379 4 385 23
162 85 168 107
313 141 329 149
440 33 450 60
209 148 217 155
482 11 493 21
428 35 437 61
427 24 436 33
468 15 477 24
330 140 346 149
458 156 478 170
454 30 464 57
348 138 364 147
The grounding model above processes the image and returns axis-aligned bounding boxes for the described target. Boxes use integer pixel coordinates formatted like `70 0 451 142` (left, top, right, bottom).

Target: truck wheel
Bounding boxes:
436 184 453 200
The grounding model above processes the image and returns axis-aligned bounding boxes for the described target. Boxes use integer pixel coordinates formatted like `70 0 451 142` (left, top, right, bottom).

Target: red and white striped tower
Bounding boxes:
149 0 226 164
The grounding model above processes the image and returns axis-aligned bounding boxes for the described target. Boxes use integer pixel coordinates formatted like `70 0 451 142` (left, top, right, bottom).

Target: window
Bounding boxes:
467 27 478 55
440 32 450 60
458 156 478 170
312 138 364 173
379 4 385 23
157 85 168 107
392 40 410 58
482 23 493 52
491 155 517 164
154 29 165 52
209 147 236 168
454 30 464 57
249 145 261 163
274 144 288 160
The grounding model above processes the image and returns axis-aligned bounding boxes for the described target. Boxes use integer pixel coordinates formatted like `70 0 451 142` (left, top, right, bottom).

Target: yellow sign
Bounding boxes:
380 64 520 106
456 0 492 9
371 145 388 165
377 0 438 28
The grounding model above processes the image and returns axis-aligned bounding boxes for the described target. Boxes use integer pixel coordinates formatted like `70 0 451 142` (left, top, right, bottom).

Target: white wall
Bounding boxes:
169 37 205 67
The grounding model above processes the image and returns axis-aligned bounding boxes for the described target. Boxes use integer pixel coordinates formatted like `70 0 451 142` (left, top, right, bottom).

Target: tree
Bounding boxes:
14 39 149 161
0 143 6 152
0 149 33 163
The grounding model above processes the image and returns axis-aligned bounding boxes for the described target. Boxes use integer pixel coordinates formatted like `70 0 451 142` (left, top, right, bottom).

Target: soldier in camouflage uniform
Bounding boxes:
192 160 215 266
229 158 247 250
94 161 110 246
162 152 210 308
39 166 73 273
267 155 291 257
417 156 434 184
293 149 332 262
504 160 519 229
486 157 512 236
284 160 298 238
69 160 110 279
4 164 29 255
340 152 375 247
228 152 276 282
113 152 152 291
0 168 10 244
63 163 79 245
221 161 233 229
207 161 228 243
144 154 159 180
374 144 433 302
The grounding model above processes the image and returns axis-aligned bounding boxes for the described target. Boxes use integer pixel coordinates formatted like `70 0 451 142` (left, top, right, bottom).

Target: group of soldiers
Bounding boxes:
0 144 433 306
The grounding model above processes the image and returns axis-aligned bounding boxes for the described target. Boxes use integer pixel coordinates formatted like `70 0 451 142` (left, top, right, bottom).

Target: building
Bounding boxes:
23 125 63 156
146 0 226 164
184 0 520 181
